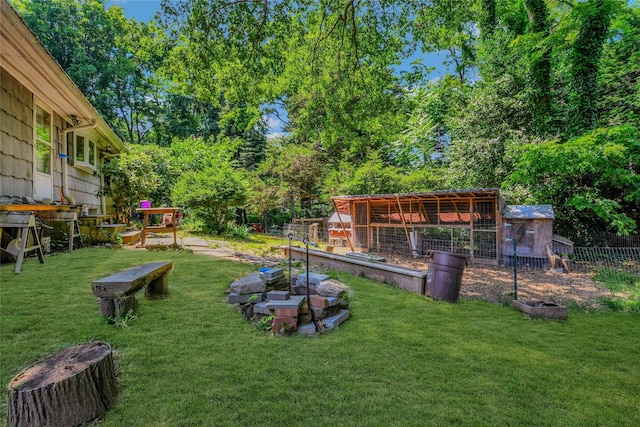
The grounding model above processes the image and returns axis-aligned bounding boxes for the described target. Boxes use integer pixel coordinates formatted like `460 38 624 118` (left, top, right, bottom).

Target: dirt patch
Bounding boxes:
381 253 615 309
127 237 618 308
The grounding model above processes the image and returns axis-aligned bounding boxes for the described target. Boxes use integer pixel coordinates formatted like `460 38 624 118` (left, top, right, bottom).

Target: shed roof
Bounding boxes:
328 212 351 224
331 188 501 214
502 205 555 219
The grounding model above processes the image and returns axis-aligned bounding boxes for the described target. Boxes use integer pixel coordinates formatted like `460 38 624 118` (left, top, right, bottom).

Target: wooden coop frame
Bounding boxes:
331 189 504 264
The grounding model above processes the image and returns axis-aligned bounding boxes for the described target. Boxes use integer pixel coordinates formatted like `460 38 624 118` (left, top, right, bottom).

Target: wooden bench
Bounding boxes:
91 261 173 319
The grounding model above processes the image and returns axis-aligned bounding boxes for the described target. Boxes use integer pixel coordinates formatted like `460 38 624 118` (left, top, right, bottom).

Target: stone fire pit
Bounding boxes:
227 267 350 335
511 299 568 320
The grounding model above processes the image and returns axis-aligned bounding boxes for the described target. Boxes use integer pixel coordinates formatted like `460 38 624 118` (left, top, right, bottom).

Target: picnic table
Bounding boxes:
136 207 181 247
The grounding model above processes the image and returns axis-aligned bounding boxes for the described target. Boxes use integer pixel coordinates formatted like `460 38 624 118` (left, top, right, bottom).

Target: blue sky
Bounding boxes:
106 0 161 22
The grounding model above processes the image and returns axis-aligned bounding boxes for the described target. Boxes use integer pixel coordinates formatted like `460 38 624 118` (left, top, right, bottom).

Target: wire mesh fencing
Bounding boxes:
284 222 639 285
562 247 640 275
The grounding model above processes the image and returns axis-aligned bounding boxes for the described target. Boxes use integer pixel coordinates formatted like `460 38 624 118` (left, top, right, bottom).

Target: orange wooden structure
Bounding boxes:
331 189 503 264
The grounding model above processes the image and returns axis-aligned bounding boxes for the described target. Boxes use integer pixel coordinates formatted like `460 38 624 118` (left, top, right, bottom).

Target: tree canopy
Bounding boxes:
12 0 640 241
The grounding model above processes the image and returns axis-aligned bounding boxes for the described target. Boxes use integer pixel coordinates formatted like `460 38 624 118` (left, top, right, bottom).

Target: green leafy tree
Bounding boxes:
258 139 325 217
505 126 640 243
159 0 411 166
168 136 227 173
338 151 403 196
392 75 465 169
411 0 478 84
100 145 166 222
13 0 163 144
172 165 247 234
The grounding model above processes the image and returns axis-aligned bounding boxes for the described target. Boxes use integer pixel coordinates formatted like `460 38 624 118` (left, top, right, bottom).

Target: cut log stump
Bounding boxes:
7 341 117 427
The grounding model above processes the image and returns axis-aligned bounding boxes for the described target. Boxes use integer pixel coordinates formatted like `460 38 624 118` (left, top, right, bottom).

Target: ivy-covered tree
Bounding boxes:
565 0 616 137
597 5 640 130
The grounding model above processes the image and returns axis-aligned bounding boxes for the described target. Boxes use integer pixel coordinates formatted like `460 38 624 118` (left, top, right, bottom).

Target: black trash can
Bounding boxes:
425 251 467 302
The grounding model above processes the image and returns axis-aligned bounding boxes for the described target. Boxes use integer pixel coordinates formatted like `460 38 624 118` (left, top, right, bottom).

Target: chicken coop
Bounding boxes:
331 189 504 264
501 205 558 268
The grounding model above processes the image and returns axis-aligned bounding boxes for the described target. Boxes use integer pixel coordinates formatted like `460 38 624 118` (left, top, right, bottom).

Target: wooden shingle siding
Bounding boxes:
1 67 31 105
1 67 33 199
68 171 101 209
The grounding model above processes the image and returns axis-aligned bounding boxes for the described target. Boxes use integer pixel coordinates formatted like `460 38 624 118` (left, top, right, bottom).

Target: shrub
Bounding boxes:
172 165 247 234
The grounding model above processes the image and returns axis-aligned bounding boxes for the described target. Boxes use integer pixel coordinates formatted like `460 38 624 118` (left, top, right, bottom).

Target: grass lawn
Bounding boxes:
1 247 639 426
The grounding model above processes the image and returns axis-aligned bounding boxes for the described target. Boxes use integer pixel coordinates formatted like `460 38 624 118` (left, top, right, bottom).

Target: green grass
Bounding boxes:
594 268 640 312
1 248 639 426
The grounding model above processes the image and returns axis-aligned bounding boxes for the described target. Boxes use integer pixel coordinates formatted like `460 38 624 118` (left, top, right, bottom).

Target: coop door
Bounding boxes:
505 220 534 255
353 202 369 249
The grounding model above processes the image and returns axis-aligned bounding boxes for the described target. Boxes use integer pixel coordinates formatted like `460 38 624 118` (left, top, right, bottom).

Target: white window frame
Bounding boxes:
34 101 52 177
33 100 53 200
72 132 98 173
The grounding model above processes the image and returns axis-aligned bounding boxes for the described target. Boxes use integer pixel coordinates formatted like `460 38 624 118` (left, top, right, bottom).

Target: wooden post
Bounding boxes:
396 196 415 257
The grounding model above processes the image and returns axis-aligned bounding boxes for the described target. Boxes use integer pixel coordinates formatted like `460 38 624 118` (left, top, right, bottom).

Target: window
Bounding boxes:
73 133 98 173
34 101 53 200
35 106 51 174
76 135 85 162
66 131 74 165
88 140 96 167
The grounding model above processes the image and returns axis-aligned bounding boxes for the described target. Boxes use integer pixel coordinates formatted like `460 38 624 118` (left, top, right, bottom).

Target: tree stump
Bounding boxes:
7 341 118 427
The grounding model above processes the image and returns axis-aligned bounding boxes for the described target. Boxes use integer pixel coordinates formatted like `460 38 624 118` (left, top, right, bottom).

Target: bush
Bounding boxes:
172 165 247 234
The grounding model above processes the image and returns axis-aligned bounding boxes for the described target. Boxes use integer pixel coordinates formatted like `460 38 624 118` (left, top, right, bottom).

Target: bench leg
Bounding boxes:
99 295 138 319
146 272 169 297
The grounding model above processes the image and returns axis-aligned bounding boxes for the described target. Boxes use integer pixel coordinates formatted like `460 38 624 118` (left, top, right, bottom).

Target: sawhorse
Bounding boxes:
0 211 45 273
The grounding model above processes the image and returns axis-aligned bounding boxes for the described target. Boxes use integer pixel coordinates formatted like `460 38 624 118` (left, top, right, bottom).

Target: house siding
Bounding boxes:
1 66 102 209
68 170 101 211
1 66 33 199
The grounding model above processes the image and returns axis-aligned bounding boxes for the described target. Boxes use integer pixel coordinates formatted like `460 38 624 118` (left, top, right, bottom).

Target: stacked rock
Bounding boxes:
227 267 350 336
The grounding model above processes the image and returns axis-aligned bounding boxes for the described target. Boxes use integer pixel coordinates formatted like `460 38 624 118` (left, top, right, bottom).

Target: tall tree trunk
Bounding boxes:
525 0 552 136
568 0 613 137
480 0 496 39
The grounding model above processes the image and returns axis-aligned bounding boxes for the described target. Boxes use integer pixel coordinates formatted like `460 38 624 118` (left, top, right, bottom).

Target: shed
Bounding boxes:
502 205 554 267
327 212 352 246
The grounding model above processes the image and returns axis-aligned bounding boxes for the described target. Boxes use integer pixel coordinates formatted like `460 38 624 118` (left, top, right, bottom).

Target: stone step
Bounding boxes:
265 295 304 310
298 323 318 336
309 295 342 309
324 309 349 330
253 302 271 315
326 297 341 307
266 290 290 300
260 267 284 279
260 267 285 284
230 272 266 294
272 316 297 334
227 292 263 304
296 272 330 287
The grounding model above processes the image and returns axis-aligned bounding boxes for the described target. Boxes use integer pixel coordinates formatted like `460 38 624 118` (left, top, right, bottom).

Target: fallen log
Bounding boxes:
7 341 117 427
